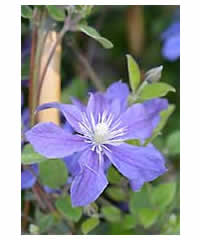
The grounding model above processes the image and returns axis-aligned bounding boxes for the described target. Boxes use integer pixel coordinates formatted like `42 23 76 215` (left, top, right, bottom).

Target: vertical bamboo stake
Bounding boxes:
127 6 145 57
37 31 61 125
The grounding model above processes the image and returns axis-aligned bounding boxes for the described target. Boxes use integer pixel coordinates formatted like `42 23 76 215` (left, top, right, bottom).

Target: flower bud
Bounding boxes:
144 65 163 83
29 224 39 235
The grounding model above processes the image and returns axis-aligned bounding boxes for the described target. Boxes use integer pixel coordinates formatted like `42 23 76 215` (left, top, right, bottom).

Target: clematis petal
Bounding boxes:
21 164 38 190
36 102 83 133
120 98 168 141
25 122 88 158
71 150 108 206
63 152 82 176
87 93 109 122
105 143 167 190
70 97 86 112
162 34 180 61
161 21 180 40
129 178 145 192
105 81 130 111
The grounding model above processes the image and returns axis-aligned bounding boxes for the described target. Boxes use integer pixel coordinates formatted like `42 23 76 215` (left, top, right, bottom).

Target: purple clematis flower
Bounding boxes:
161 20 180 61
25 81 168 206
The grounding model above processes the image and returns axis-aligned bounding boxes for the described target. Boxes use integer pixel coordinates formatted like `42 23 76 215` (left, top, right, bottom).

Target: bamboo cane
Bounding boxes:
37 31 61 125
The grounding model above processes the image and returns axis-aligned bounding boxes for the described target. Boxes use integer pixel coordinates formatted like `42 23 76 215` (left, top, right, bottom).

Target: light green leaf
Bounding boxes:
55 195 82 222
151 182 176 209
39 159 68 189
126 54 140 92
138 82 175 101
166 130 180 155
78 25 113 49
21 6 33 19
22 144 47 165
81 217 100 234
47 6 66 22
101 206 121 222
146 104 175 144
105 187 127 202
138 208 160 228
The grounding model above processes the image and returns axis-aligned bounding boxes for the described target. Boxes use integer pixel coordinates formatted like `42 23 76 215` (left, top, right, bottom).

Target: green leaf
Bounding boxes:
151 182 176 209
107 166 122 184
38 214 55 233
105 187 127 202
22 144 47 165
146 104 175 143
47 6 66 22
101 206 121 222
138 82 175 101
81 217 100 234
166 130 180 155
21 6 33 19
138 208 160 228
121 214 137 230
129 184 151 214
39 159 68 188
126 54 140 92
55 195 82 222
78 25 113 49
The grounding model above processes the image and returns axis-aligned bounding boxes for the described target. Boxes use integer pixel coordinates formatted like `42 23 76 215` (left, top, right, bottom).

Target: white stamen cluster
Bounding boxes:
79 111 127 154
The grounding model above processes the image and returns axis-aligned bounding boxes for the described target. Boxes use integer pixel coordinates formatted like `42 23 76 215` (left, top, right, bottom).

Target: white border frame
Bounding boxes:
3 0 200 239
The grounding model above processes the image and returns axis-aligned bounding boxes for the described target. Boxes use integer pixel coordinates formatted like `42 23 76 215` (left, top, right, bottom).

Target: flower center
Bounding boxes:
79 111 127 153
93 122 109 144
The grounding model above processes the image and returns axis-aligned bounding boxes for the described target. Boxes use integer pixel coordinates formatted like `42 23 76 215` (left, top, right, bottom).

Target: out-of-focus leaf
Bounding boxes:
138 208 159 228
21 6 33 19
81 217 100 234
75 5 94 18
161 214 180 234
107 166 122 184
47 6 66 21
105 187 127 202
38 214 55 233
101 206 121 223
55 195 82 222
138 82 175 101
146 104 175 144
166 130 180 155
22 144 47 165
126 54 140 92
129 184 151 214
109 222 135 235
121 214 137 230
39 159 68 188
151 182 176 209
61 77 88 103
78 25 113 49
